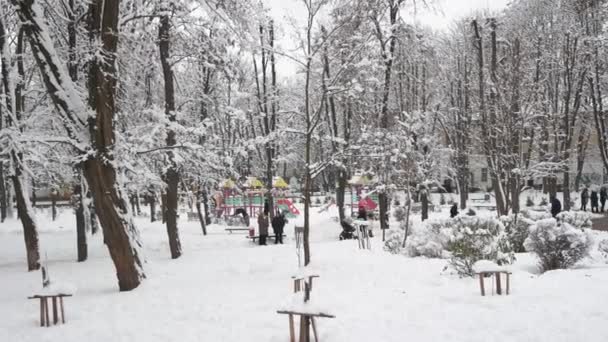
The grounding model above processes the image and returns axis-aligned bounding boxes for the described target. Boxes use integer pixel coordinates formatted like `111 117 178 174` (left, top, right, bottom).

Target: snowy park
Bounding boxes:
4 0 608 341
2 197 608 342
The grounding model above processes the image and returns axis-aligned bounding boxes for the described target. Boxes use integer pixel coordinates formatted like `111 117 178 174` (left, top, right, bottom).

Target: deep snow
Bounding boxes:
1 202 608 342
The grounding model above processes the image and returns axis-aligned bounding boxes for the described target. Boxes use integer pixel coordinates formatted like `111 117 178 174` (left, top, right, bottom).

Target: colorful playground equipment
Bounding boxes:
213 176 300 223
348 174 379 217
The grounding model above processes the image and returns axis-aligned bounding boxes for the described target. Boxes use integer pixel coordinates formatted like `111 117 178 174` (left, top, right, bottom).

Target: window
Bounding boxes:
481 168 488 182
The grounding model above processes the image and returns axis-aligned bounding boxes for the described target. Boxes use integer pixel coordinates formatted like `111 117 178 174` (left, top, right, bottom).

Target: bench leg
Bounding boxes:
479 274 485 296
60 297 65 323
52 297 58 324
495 272 502 295
39 298 45 327
506 274 510 295
44 298 50 327
311 317 319 342
288 314 295 342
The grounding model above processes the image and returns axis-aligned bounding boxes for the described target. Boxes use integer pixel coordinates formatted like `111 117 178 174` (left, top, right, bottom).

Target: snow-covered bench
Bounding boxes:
28 283 75 327
224 226 249 234
246 234 285 243
278 272 334 342
473 260 512 296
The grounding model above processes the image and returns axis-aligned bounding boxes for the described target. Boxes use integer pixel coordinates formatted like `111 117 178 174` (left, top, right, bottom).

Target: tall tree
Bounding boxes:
12 0 145 290
159 10 182 259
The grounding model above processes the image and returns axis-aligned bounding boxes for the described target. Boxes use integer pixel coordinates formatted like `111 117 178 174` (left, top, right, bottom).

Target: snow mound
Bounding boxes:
473 260 510 273
277 291 334 317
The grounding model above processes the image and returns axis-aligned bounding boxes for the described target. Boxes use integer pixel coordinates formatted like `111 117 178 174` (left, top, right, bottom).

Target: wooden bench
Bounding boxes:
472 205 497 211
28 293 72 327
225 227 250 234
476 271 512 296
278 275 334 342
247 234 286 242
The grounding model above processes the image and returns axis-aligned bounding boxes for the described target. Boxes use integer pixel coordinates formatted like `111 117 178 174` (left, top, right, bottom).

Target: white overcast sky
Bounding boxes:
261 0 511 77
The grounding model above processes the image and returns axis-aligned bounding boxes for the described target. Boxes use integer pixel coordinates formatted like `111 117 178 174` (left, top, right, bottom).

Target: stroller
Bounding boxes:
339 218 356 240
227 208 250 227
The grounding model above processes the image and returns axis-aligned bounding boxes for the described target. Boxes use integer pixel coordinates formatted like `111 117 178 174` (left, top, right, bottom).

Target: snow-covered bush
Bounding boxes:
384 229 406 254
556 211 592 229
446 216 514 277
524 218 591 272
539 197 548 206
526 196 534 207
500 214 534 253
393 206 406 222
599 240 608 261
520 209 552 221
405 219 452 258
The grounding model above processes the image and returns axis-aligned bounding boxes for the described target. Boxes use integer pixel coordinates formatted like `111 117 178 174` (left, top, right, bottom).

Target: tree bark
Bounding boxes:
51 190 57 221
196 188 207 235
159 14 182 259
149 191 157 222
73 182 87 262
421 188 428 221
0 163 6 222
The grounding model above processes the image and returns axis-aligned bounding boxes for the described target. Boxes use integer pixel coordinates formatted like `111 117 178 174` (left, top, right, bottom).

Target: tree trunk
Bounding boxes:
159 14 182 259
88 193 98 235
0 163 7 222
421 189 428 221
51 191 57 221
1 17 40 271
12 173 40 270
336 170 347 223
202 187 211 225
135 192 141 215
73 183 87 262
196 192 207 235
149 192 157 222
563 171 571 211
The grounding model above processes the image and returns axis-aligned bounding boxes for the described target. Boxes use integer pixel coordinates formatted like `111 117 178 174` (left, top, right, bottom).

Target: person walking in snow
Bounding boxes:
450 203 458 218
591 190 599 213
257 208 269 246
601 187 607 212
550 195 561 218
581 188 589 211
271 211 286 244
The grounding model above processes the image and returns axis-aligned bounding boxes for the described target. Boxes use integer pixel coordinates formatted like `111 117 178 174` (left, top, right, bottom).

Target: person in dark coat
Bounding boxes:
550 195 562 218
257 208 269 245
357 206 367 220
581 188 589 211
271 211 286 244
591 190 599 213
601 187 607 212
450 203 458 218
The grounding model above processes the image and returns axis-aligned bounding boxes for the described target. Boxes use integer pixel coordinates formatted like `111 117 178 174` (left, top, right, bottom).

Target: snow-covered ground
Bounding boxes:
2 203 608 342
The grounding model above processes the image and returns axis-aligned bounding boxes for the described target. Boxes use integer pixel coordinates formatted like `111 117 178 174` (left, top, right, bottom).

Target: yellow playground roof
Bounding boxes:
348 174 374 186
243 176 264 189
273 176 288 189
221 178 236 189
